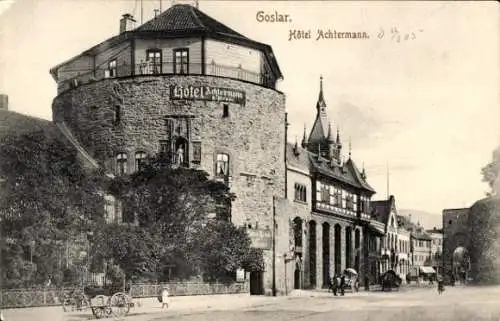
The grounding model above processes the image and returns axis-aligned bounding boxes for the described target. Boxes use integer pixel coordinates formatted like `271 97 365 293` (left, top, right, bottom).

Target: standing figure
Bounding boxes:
161 287 170 310
176 145 184 165
331 276 338 296
340 275 346 296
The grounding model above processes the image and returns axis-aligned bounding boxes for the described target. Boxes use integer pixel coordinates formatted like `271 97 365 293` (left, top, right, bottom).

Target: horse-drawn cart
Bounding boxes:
83 284 134 319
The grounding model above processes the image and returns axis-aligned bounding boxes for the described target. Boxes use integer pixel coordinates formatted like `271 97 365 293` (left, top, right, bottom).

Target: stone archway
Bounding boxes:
308 220 317 287
452 246 470 284
334 224 341 275
322 222 330 287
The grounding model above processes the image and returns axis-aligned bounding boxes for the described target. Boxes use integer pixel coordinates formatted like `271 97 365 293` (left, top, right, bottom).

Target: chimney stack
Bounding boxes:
0 94 8 111
119 14 136 34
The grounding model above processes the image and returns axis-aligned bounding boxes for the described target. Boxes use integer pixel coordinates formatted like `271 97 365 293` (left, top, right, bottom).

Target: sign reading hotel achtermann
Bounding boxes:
170 85 246 106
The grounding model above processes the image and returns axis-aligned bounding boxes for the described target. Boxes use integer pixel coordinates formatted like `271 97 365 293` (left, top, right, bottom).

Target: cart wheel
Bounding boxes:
91 307 106 319
109 292 130 317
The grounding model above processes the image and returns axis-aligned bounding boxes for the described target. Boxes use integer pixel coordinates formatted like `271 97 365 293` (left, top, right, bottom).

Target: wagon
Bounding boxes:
83 284 134 319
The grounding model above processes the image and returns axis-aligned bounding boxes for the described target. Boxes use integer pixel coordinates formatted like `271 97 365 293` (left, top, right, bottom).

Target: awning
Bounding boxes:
367 223 385 236
420 266 436 274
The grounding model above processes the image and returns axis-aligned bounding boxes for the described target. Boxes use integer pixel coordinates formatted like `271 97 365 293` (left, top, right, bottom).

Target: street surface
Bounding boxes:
3 285 500 321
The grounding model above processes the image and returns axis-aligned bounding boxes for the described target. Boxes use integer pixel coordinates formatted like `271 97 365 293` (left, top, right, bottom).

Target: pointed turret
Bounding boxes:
293 137 300 156
301 124 308 148
336 128 342 146
307 76 329 152
348 137 352 159
327 122 333 142
361 162 367 180
317 75 327 114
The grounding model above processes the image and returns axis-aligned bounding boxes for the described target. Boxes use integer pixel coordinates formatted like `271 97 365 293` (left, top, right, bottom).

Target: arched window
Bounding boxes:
294 183 307 202
135 151 147 172
116 152 127 175
215 153 229 177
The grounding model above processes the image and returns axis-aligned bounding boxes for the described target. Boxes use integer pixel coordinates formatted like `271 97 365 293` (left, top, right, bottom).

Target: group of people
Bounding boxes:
328 274 358 296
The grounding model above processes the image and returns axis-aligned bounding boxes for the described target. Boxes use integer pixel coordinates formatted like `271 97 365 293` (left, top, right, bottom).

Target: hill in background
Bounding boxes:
398 209 442 230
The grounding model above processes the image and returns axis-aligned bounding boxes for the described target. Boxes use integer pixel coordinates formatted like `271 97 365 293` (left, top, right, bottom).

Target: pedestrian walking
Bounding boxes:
331 276 338 296
160 287 170 310
340 275 346 296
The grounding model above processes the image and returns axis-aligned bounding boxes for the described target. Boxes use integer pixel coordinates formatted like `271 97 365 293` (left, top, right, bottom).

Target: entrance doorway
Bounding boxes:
249 271 264 295
294 263 301 289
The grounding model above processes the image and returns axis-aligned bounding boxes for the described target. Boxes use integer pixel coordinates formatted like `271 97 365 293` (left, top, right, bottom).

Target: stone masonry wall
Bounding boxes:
52 75 286 295
442 208 470 277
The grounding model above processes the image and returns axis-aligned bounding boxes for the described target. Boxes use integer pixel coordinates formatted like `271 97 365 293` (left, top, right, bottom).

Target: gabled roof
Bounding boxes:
310 155 376 194
136 4 246 39
371 196 393 225
286 142 311 173
51 4 283 81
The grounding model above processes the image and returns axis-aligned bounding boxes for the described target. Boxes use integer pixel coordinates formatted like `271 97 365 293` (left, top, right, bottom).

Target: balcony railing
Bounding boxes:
57 62 276 94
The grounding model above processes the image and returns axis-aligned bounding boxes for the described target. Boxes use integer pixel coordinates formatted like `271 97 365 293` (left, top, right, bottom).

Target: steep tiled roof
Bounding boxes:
286 142 375 194
51 4 283 81
136 4 246 39
371 198 391 225
286 142 311 172
310 156 376 194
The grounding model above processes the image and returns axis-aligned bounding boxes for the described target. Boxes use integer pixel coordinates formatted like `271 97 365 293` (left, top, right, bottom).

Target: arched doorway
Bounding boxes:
322 222 330 287
174 137 188 166
308 221 317 287
354 229 360 273
294 260 302 289
345 227 352 268
334 224 341 275
293 217 303 252
293 217 303 289
452 247 470 284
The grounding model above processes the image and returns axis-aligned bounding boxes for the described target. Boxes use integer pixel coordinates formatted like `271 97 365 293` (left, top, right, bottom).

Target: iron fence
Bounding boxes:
0 281 249 309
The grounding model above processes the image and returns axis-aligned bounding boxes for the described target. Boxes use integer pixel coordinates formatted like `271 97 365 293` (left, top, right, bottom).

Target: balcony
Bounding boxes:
57 62 277 94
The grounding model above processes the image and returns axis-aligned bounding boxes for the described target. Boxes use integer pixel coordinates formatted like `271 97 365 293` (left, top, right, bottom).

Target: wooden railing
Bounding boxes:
57 62 276 94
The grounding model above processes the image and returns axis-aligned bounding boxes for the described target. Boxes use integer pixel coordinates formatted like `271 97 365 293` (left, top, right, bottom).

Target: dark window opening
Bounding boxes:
146 49 162 74
135 151 147 172
108 60 117 78
116 152 127 175
174 48 189 74
222 104 229 118
294 183 307 202
215 153 229 177
114 106 121 125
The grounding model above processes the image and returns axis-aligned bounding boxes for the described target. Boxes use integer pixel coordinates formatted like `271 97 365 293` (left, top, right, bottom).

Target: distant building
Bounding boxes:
371 196 411 281
410 224 433 280
280 77 377 291
426 227 444 274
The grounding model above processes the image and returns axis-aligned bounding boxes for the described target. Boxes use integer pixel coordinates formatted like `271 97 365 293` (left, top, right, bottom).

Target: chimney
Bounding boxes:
0 94 8 111
119 14 136 34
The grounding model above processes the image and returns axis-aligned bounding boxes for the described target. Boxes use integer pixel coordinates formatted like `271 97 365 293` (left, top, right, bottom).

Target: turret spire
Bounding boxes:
336 128 341 146
327 122 333 141
301 124 308 148
316 75 327 113
348 136 352 159
361 162 367 180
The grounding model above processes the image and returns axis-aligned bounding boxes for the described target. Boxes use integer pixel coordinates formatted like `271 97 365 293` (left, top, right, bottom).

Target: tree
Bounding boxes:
106 159 261 282
0 130 105 287
481 146 500 196
189 220 256 283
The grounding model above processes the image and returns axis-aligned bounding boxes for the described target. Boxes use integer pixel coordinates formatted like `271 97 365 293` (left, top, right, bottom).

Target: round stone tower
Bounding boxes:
467 196 500 284
51 4 285 294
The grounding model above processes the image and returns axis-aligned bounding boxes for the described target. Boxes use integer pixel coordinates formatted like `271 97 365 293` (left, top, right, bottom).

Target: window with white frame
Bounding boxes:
215 153 229 177
135 151 147 172
116 152 128 175
294 183 307 202
108 59 117 78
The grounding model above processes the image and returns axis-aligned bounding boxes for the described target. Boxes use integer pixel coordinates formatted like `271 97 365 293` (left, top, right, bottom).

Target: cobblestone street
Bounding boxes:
4 285 500 321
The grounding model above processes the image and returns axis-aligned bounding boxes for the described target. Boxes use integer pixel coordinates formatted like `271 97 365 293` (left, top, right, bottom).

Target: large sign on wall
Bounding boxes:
170 85 246 106
247 229 272 250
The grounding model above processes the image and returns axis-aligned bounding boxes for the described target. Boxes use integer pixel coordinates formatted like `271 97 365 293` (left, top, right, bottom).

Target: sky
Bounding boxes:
0 0 498 217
